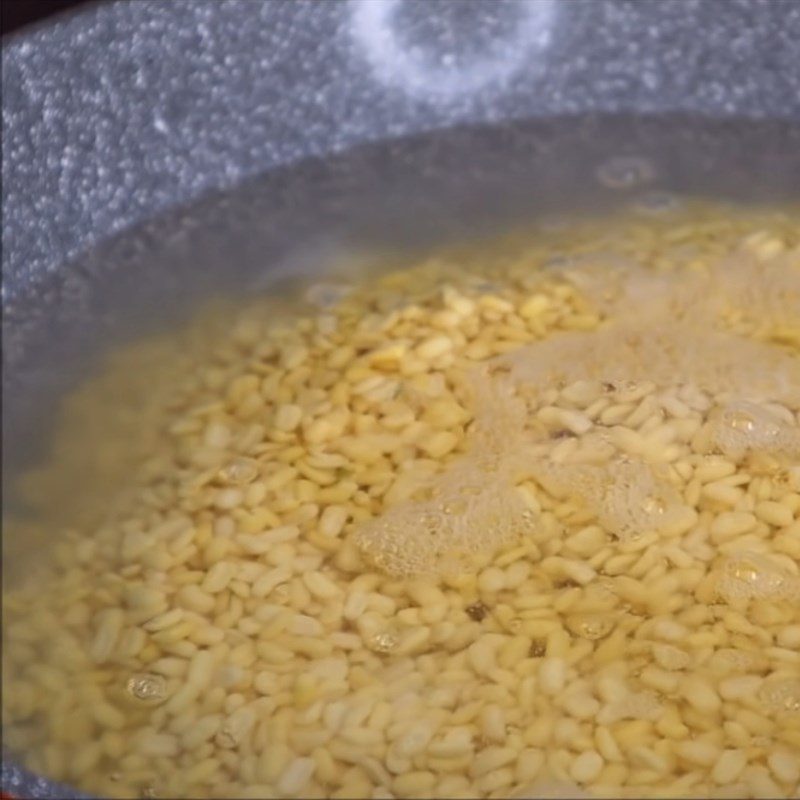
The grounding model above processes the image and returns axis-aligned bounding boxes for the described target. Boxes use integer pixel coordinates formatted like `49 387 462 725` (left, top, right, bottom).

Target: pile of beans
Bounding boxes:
3 202 799 799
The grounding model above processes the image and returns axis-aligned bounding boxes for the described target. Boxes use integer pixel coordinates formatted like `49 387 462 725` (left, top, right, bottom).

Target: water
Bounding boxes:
2 199 799 799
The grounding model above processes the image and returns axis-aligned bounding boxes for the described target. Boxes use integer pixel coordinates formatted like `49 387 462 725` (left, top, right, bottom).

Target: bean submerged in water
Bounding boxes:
3 201 800 799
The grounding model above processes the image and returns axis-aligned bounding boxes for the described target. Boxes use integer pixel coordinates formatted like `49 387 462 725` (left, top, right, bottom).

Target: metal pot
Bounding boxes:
3 1 799 797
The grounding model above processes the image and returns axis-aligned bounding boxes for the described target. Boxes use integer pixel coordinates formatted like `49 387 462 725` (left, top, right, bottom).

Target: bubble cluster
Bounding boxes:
759 677 800 715
596 689 662 725
717 552 800 602
499 322 800 408
707 647 768 675
566 613 615 640
710 401 800 461
356 458 532 577
368 631 399 654
125 673 167 706
4 204 799 800
531 458 682 542
356 238 799 576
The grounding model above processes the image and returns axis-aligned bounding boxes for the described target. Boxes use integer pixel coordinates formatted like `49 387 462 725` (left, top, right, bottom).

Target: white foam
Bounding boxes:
354 238 800 577
716 551 800 603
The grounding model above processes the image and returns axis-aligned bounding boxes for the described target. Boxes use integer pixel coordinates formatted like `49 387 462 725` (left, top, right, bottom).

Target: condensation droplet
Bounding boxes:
596 156 656 189
218 457 260 486
126 673 167 705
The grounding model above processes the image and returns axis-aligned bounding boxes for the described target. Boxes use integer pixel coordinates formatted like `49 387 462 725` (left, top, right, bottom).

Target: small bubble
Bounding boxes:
218 457 260 485
126 673 167 705
442 499 467 515
726 410 756 432
596 156 655 189
369 631 399 654
567 613 614 640
642 496 665 516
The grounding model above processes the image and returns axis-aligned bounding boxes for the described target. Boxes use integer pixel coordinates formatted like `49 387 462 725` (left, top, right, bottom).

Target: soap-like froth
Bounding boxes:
709 401 800 461
716 551 800 603
356 239 800 577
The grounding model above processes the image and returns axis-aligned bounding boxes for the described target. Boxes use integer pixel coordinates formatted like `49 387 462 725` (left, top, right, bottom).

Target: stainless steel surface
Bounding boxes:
2 1 800 797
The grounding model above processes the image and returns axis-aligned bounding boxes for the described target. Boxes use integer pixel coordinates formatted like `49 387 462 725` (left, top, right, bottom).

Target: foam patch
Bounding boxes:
499 322 800 408
709 401 800 461
355 458 533 578
716 551 800 602
530 458 682 541
355 241 800 577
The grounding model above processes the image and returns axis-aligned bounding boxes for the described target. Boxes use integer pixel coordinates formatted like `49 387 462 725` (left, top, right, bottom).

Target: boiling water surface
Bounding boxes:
3 201 800 799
